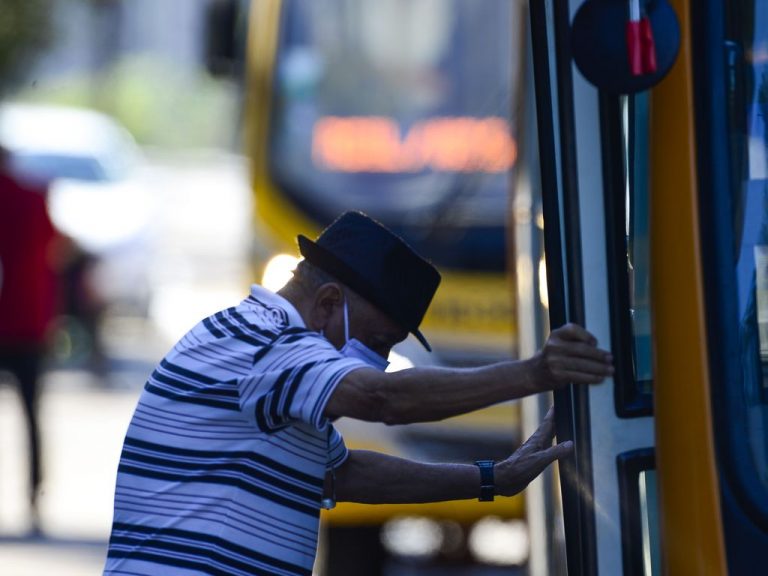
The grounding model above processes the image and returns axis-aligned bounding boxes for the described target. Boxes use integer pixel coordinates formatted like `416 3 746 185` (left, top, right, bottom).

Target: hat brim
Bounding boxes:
298 234 433 352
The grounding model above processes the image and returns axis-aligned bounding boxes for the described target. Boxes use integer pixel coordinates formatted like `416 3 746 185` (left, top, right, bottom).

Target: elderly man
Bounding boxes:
104 211 613 576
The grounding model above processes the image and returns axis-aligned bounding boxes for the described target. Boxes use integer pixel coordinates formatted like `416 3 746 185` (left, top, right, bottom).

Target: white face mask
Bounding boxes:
340 299 390 371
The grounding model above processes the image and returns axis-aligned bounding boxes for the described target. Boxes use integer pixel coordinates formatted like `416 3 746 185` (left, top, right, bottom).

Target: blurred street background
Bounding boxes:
0 149 253 573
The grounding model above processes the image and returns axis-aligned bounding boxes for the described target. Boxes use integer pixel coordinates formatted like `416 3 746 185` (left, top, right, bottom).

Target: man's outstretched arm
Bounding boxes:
329 407 571 504
326 323 613 425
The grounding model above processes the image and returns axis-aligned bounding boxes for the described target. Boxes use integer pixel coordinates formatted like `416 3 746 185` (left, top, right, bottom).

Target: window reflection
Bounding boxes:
639 470 660 576
756 246 768 361
727 0 768 490
622 93 654 391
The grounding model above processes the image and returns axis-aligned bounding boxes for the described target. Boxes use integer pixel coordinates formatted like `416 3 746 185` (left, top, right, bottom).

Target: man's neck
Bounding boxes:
277 282 313 329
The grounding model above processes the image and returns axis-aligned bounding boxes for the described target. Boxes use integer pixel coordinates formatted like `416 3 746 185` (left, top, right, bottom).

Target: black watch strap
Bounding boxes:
475 460 495 502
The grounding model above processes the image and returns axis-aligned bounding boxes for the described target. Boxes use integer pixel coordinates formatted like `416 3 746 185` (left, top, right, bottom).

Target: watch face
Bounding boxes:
475 460 495 502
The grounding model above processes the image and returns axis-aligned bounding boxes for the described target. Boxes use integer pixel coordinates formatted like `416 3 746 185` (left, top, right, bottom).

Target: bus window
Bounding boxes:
607 90 654 417
617 449 660 575
638 469 661 576
726 0 768 493
623 93 654 389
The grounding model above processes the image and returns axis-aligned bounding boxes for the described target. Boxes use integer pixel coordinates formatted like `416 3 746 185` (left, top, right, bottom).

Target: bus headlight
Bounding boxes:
468 517 529 565
380 517 443 559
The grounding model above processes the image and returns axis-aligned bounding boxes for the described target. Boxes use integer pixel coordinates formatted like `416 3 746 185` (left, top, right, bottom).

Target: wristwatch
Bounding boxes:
474 460 495 502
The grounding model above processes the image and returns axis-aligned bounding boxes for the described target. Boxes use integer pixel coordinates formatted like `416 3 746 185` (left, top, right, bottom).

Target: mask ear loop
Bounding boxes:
319 297 347 341
343 298 350 343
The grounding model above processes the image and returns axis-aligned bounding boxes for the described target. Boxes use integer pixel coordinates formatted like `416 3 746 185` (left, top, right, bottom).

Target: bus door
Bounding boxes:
530 1 659 574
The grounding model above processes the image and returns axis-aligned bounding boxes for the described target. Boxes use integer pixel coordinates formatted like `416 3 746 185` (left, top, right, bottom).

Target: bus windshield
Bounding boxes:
268 0 520 271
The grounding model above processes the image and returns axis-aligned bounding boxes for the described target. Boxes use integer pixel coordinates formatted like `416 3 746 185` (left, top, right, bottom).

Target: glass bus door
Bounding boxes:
529 1 659 574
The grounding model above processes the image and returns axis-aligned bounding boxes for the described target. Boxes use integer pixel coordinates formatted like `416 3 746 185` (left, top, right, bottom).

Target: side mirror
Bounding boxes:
571 0 680 94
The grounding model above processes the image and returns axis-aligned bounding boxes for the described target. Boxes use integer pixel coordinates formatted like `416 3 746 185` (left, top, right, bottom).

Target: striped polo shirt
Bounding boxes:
104 285 368 576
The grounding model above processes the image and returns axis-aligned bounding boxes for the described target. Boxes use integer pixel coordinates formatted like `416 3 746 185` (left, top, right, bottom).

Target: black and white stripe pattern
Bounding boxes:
104 286 366 575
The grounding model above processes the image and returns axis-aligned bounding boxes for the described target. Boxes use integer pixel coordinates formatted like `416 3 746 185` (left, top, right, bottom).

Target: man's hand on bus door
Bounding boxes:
495 406 572 496
529 323 614 391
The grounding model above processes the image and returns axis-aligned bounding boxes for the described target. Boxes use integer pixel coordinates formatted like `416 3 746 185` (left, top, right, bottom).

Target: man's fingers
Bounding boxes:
549 325 613 369
522 440 574 478
523 406 557 450
497 431 573 496
552 323 598 346
536 324 615 391
543 404 555 422
542 440 574 463
549 339 614 364
555 360 614 381
545 348 615 382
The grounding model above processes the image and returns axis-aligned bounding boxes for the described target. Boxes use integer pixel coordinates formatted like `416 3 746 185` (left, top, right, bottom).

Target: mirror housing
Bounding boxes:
571 0 680 94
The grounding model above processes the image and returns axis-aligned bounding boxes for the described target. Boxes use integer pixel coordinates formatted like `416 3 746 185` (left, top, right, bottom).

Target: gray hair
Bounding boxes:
291 260 337 292
291 260 364 305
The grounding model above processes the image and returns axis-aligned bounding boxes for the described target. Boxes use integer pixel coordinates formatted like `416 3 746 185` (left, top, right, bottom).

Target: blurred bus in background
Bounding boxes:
208 0 531 573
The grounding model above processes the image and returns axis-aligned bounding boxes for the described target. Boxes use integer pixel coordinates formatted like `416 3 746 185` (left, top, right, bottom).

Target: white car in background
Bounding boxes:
0 102 157 317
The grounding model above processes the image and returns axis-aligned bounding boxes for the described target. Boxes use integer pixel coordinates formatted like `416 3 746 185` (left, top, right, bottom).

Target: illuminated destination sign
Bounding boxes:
312 116 517 173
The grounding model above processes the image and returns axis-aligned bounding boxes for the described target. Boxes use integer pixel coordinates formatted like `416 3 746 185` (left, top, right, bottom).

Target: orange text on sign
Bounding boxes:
312 116 517 173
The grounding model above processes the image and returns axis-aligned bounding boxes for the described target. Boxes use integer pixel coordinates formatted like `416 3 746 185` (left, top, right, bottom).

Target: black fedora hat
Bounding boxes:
298 211 441 351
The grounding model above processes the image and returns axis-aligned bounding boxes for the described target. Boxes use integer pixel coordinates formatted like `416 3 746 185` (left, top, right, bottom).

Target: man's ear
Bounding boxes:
309 283 343 331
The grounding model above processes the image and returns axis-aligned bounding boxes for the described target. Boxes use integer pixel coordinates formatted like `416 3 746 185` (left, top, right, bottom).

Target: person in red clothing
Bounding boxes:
0 145 58 531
